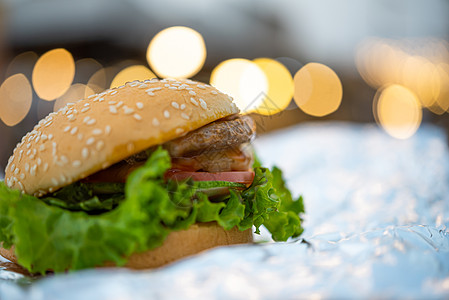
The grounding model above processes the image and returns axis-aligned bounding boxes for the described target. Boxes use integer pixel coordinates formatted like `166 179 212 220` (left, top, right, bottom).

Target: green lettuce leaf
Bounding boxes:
0 147 304 273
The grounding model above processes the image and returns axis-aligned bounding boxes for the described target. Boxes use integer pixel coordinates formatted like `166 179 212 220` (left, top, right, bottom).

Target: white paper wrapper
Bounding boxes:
1 122 448 299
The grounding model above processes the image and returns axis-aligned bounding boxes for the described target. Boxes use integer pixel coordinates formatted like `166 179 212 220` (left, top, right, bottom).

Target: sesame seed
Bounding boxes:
20 173 25 180
68 114 76 121
96 140 105 151
26 143 31 149
164 84 170 87
70 127 78 135
136 102 144 110
60 174 67 183
105 125 111 135
86 119 96 125
18 181 24 190
190 98 199 106
123 106 134 115
109 106 118 114
78 133 84 141
26 150 31 156
102 162 110 169
211 90 218 95
180 104 186 110
92 129 102 135
86 137 95 145
171 102 179 109
41 134 48 141
88 94 96 99
81 107 90 113
98 98 104 102
18 150 23 161
35 136 40 143
48 134 53 140
110 90 118 95
168 87 177 90
14 167 19 175
185 87 193 90
138 83 147 88
37 158 42 166
147 92 155 96
83 116 90 123
176 128 185 135
109 101 117 105
10 163 15 172
152 118 160 126
44 120 53 127
189 90 196 96
171 83 180 87
147 87 161 92
39 144 46 151
181 113 190 120
72 160 81 167
43 163 49 172
116 101 124 108
51 178 58 185
197 84 206 89
64 126 71 132
133 113 142 121
60 155 68 165
30 165 37 176
82 148 89 159
164 110 170 118
199 98 208 110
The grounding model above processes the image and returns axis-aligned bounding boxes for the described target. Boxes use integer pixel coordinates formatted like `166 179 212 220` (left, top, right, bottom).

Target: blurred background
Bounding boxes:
0 0 448 174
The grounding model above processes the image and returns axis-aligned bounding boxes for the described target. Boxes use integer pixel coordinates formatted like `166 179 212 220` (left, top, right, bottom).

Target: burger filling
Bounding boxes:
83 115 256 197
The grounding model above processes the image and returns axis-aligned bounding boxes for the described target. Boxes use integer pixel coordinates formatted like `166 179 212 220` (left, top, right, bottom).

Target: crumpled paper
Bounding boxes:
0 122 448 299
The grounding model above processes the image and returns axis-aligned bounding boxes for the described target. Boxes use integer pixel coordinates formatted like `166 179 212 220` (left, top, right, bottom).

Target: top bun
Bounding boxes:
5 79 239 196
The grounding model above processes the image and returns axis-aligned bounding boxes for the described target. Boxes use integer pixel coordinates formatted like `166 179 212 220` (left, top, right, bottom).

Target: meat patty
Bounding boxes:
171 144 253 172
86 115 256 183
164 115 256 157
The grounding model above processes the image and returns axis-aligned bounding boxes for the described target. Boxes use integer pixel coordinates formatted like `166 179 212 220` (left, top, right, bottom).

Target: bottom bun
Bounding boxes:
0 222 253 270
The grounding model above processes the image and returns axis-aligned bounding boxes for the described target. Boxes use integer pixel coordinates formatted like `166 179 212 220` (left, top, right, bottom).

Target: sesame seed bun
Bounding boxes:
0 222 253 270
4 79 239 196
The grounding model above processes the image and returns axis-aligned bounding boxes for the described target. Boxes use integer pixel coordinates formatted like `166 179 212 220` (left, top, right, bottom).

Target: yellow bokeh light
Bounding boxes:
356 37 449 116
293 63 343 117
110 65 156 89
6 51 38 78
32 48 75 101
436 63 449 112
210 58 268 113
0 74 33 126
374 84 422 139
401 55 439 108
87 66 119 94
74 58 103 84
252 58 294 116
147 26 206 79
54 83 95 112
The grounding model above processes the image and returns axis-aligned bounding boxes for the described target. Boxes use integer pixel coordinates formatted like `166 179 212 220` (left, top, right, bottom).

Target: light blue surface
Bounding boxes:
1 122 448 299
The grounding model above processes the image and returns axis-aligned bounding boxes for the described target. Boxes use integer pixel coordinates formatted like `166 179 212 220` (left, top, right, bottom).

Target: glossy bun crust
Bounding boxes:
4 79 239 196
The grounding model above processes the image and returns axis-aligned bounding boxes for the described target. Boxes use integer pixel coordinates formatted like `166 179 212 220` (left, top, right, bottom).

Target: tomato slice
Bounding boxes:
165 170 255 186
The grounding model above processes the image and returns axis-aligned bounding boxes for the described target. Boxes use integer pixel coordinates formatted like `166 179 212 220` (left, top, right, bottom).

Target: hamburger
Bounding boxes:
0 78 304 274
